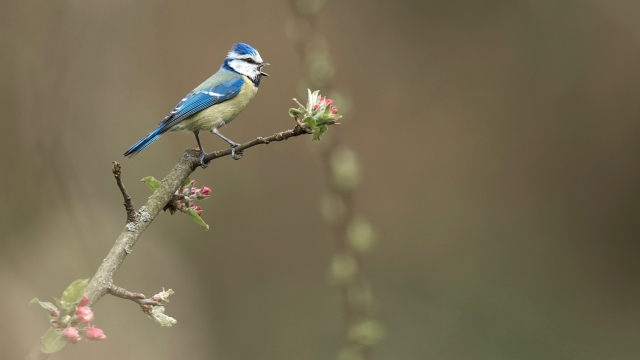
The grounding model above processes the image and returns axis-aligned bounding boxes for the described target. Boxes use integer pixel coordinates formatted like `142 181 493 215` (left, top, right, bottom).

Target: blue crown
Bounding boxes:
229 43 258 57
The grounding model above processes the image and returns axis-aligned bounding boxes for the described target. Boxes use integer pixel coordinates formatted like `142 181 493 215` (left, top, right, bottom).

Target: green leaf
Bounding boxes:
61 278 89 305
53 297 64 309
316 117 335 126
323 103 332 117
148 306 177 327
141 176 161 191
40 328 67 354
29 298 58 312
52 297 72 315
289 108 303 118
292 98 306 110
302 117 319 131
182 176 191 187
185 208 209 230
312 125 328 141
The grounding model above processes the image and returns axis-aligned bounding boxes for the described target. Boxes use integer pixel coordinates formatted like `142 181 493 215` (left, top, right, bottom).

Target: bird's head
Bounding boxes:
223 43 270 82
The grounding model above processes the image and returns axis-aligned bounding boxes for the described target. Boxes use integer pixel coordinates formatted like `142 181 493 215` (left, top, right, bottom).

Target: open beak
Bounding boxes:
259 62 270 76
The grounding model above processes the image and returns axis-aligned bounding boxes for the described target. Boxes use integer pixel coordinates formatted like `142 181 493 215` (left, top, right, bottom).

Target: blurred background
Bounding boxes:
2 0 640 359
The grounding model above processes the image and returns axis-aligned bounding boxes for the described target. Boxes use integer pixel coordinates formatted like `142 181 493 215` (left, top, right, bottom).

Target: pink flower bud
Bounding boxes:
85 327 106 340
319 97 325 102
78 295 89 307
331 108 338 114
195 206 202 215
325 99 333 106
76 307 94 323
313 105 319 110
64 327 82 344
201 187 211 196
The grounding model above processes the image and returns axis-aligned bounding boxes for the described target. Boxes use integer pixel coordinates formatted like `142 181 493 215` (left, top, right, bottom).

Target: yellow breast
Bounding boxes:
170 76 258 132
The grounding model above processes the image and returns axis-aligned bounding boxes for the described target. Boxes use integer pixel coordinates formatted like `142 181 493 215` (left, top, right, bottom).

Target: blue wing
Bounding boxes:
158 77 244 130
124 77 244 157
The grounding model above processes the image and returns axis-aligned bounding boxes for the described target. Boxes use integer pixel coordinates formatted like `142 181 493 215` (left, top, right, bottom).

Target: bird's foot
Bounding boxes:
199 152 210 168
231 144 244 160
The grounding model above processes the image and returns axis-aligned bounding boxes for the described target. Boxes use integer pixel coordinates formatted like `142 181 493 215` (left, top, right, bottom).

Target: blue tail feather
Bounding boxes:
124 126 165 157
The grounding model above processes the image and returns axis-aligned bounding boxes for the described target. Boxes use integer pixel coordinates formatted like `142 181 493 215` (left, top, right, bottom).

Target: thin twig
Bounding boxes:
107 285 162 314
201 123 311 165
112 162 137 223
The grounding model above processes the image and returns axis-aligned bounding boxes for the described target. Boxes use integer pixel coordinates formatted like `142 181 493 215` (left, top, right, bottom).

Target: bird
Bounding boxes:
123 43 269 168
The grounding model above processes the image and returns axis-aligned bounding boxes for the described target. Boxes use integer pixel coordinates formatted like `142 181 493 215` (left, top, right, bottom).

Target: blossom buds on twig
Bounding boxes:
64 327 82 344
154 176 211 228
289 89 342 141
190 203 203 216
78 295 89 307
84 327 107 340
76 307 94 323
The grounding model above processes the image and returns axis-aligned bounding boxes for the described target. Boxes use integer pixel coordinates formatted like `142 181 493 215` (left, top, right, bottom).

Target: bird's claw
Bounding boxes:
231 145 244 160
199 152 210 168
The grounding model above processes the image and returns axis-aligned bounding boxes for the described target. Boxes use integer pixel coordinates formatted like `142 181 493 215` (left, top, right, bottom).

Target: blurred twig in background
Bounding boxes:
287 1 385 359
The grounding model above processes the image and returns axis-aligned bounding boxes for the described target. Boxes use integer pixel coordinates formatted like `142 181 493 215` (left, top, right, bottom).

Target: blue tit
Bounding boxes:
124 43 269 167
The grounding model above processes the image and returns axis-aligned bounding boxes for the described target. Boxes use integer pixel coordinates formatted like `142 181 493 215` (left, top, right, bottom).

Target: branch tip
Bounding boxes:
111 162 137 223
200 125 313 165
107 285 162 314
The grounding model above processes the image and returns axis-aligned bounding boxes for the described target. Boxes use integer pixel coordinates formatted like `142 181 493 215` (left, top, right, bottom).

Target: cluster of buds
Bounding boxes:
30 279 107 353
167 179 211 215
143 175 211 229
313 97 339 115
290 89 342 141
64 326 106 343
55 295 107 344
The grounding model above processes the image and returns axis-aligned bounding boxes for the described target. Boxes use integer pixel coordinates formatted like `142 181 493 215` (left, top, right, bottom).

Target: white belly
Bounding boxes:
170 76 258 133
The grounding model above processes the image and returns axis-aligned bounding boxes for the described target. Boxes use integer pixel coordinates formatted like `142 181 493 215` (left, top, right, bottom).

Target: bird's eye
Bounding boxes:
245 58 255 64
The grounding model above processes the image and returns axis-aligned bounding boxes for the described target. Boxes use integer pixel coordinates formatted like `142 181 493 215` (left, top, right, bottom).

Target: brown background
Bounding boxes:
2 0 640 359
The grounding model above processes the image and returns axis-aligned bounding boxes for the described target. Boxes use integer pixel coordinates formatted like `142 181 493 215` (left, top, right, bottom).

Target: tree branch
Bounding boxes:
106 285 162 314
85 123 310 305
201 122 311 164
112 161 137 223
28 122 312 359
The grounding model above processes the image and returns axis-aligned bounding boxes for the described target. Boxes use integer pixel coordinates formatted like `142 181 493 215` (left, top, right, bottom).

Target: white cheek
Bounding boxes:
229 60 258 78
